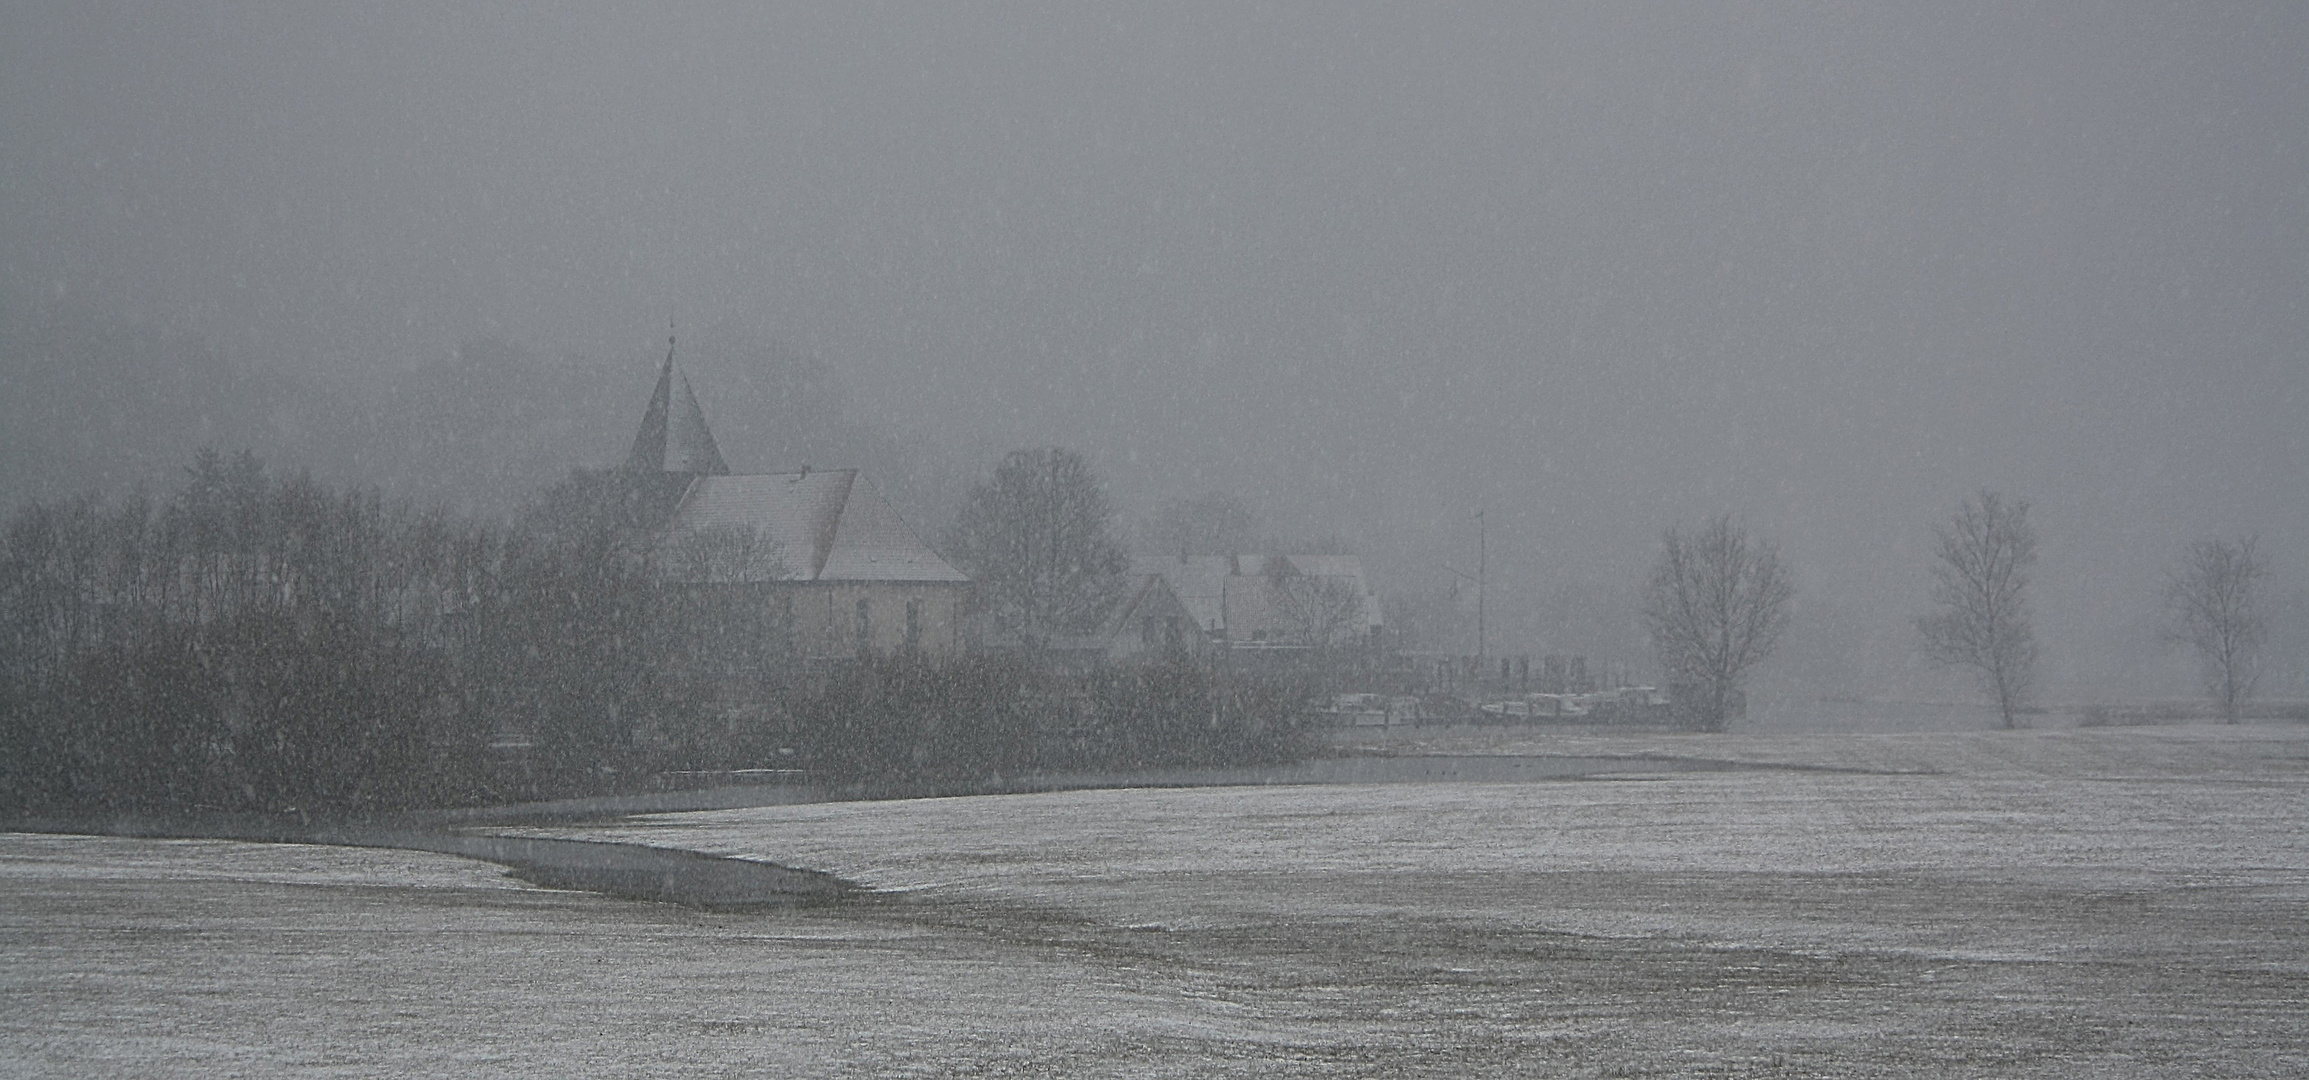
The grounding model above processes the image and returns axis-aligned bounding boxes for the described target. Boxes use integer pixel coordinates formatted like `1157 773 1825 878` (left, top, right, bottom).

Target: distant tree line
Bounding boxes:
0 450 494 814
1640 490 2282 731
0 451 1313 818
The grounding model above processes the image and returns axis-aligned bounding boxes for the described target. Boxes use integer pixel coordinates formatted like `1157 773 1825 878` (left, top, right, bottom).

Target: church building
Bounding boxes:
619 339 971 661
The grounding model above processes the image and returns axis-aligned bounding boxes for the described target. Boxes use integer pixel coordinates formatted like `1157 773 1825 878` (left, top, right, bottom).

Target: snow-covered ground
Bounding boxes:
1334 719 2309 777
6 726 2307 1077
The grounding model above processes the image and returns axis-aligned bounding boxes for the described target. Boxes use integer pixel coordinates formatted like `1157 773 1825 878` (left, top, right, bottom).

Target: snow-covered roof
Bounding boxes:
1102 573 1201 638
664 469 967 583
1129 554 1232 631
1125 553 1382 635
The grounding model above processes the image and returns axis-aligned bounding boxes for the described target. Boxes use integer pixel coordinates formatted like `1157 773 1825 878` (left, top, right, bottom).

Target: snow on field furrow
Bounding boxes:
0 835 535 892
7 740 2308 1080
3 870 1312 1078
1337 725 2309 779
510 770 2309 893
474 752 2309 981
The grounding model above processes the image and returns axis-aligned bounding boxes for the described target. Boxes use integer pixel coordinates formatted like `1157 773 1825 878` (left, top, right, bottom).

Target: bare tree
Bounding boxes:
1642 515 1794 731
1264 559 1368 649
2165 535 2268 724
662 523 785 585
1917 490 2039 729
943 447 1129 650
1143 491 1260 557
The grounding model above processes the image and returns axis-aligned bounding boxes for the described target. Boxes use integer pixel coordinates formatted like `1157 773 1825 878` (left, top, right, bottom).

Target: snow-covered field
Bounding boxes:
6 726 2307 1077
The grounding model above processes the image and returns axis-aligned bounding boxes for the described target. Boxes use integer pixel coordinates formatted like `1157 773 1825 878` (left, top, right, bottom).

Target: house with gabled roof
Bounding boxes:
1126 552 1382 653
619 339 971 660
1013 552 1380 672
1044 569 1212 666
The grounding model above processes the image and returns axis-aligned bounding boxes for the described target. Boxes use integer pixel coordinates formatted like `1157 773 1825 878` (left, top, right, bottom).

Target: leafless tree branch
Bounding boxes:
1641 514 1793 731
2165 534 2267 724
1916 490 2038 728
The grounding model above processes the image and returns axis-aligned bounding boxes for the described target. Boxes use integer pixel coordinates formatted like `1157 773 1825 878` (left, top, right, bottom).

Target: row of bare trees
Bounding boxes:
791 654 1313 789
1911 492 2272 727
1642 491 2278 731
1 450 1323 817
0 453 782 815
1 451 494 812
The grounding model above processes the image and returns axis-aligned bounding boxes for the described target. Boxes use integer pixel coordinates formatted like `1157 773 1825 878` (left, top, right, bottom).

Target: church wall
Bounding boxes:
786 581 971 661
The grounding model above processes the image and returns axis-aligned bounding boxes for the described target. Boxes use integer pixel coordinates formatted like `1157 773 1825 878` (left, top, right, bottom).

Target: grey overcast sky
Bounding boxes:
4 3 2305 700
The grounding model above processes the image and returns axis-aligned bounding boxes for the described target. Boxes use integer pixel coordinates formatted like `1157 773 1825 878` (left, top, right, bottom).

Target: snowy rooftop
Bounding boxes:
664 470 967 583
1126 553 1381 634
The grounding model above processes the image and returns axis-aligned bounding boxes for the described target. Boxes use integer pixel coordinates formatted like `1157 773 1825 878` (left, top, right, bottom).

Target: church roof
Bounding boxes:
623 340 729 476
616 335 957 584
663 469 968 583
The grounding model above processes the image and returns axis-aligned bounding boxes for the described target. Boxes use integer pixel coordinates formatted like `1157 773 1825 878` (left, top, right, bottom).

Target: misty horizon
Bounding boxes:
5 2 2304 710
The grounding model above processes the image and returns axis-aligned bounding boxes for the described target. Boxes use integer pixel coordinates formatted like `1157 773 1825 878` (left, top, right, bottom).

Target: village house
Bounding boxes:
1161 553 1382 650
1114 553 1383 657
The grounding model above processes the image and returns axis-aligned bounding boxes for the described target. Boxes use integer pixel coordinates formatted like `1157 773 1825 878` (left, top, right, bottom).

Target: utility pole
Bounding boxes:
1476 508 1486 661
1442 507 1489 668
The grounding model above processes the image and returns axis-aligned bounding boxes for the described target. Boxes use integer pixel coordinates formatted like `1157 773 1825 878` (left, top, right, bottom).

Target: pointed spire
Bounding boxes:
668 369 729 475
622 344 675 473
622 325 728 475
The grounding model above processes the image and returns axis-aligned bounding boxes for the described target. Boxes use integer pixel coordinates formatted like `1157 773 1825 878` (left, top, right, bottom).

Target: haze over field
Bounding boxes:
4 3 2305 707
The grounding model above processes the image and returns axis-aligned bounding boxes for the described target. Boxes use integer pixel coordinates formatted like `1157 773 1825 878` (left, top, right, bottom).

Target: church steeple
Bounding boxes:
623 329 728 476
